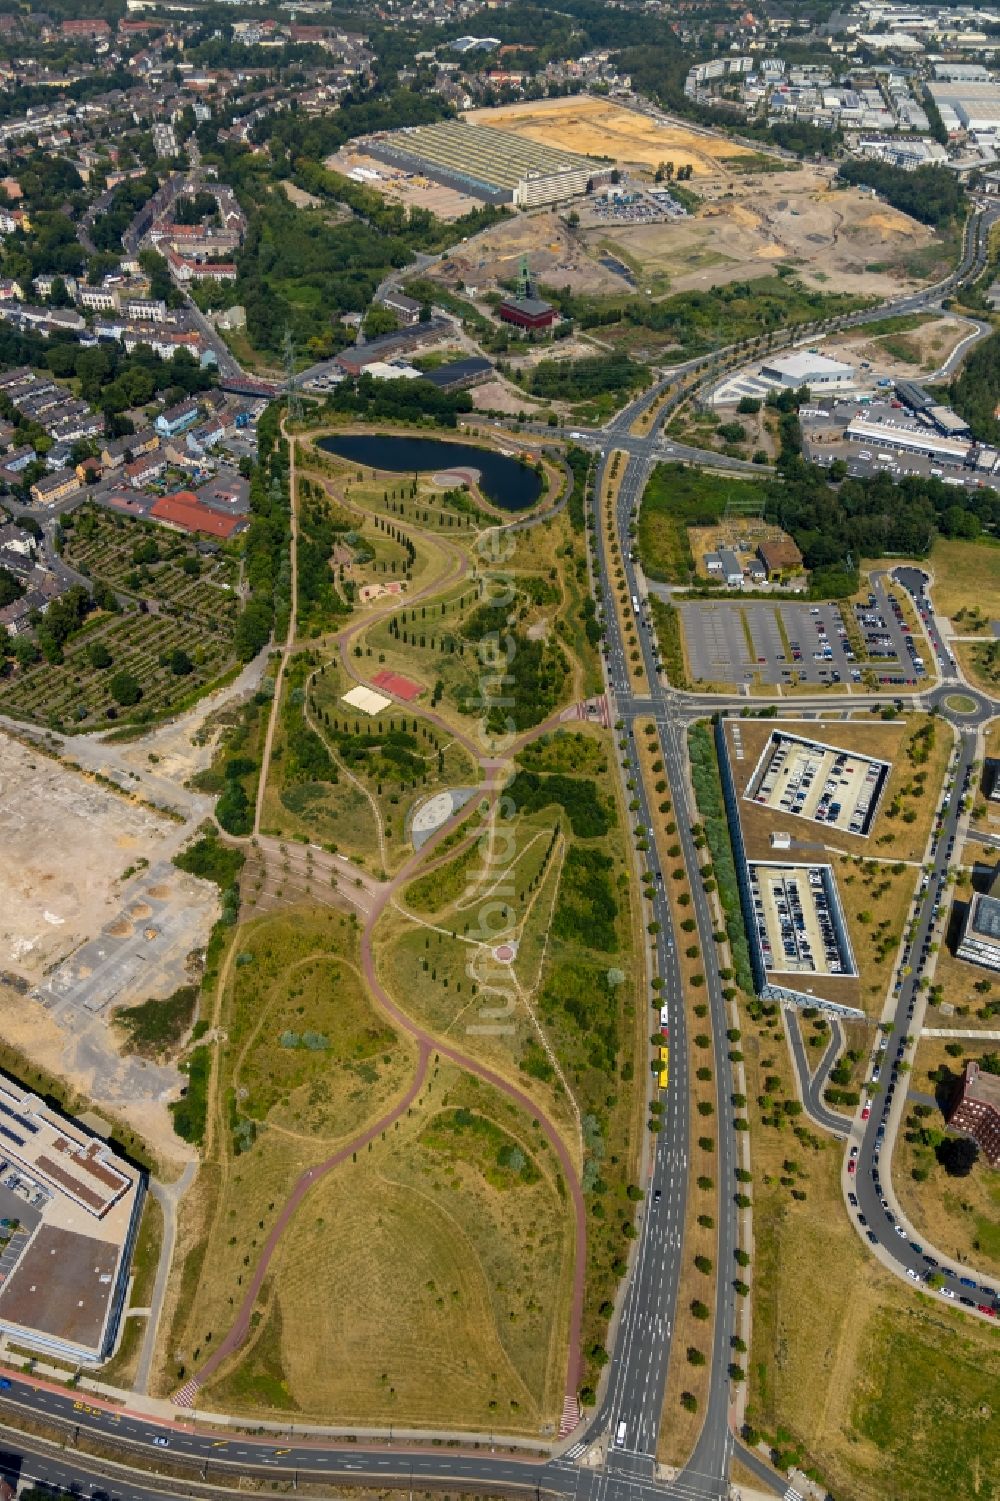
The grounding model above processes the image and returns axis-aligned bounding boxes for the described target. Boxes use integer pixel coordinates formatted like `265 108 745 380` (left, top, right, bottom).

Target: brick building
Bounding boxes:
498 294 556 331
947 1060 1000 1167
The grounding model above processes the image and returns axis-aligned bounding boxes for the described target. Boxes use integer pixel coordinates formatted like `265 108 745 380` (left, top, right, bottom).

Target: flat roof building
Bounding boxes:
423 356 493 392
845 417 971 463
759 351 856 389
956 886 1000 973
0 1077 143 1363
366 120 594 208
757 538 803 577
498 295 557 331
718 547 744 586
895 379 934 413
929 405 971 436
947 1059 1000 1168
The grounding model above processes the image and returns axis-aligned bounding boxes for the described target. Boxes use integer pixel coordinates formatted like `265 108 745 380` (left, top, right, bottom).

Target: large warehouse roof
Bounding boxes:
374 120 594 193
761 351 855 383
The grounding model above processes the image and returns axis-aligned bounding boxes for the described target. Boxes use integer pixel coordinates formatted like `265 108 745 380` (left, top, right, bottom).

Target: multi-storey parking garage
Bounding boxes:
748 861 857 980
745 730 890 837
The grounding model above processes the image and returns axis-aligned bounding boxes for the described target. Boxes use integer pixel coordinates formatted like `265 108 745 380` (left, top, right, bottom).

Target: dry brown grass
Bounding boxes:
924 939 1000 1031
895 1039 1000 1282
741 996 1000 1501
833 853 918 1019
203 1063 574 1433
923 538 1000 626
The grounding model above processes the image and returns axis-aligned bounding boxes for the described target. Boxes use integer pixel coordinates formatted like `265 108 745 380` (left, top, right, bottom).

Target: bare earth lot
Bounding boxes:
439 207 629 298
0 733 171 982
818 313 980 381
595 167 938 299
466 98 750 175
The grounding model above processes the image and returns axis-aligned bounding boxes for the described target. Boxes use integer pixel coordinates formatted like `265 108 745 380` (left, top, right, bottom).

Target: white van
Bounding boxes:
615 1421 628 1448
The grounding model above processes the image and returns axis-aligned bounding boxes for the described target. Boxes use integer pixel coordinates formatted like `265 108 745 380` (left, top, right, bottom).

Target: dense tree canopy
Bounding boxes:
837 160 965 227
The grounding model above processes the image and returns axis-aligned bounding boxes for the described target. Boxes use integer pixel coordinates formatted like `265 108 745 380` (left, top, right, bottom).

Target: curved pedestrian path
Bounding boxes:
178 427 589 1428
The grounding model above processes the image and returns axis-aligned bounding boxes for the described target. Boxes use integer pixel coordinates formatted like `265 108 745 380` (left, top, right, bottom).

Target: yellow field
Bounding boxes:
466 98 747 175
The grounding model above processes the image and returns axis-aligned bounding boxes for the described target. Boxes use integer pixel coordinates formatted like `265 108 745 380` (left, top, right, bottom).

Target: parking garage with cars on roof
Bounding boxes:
744 731 891 837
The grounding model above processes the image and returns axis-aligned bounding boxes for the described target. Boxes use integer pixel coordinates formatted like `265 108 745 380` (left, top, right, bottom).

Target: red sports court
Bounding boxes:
370 669 423 702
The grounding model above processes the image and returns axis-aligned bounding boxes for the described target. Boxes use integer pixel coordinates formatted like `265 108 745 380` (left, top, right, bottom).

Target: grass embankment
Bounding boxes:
631 722 721 1464
205 1062 573 1431
508 507 604 703
687 723 753 994
259 650 481 873
354 521 580 740
190 684 273 838
165 905 434 1409
648 595 689 690
924 937 1000 1030
894 1038 1000 1281
924 537 1000 624
100 1192 164 1386
741 995 1000 1501
832 853 918 1018
388 724 646 1407
602 450 648 695
165 832 246 1149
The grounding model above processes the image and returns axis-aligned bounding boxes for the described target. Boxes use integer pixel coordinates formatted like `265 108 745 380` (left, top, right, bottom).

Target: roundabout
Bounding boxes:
944 692 980 716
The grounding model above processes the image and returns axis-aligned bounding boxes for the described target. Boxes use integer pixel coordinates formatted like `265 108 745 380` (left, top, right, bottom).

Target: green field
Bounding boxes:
385 734 643 1404
260 652 481 870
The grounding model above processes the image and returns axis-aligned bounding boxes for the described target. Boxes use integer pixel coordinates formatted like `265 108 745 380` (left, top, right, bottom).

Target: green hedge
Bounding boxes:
687 722 753 993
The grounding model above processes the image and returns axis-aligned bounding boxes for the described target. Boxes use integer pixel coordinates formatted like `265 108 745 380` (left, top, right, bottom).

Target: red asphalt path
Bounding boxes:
188 787 586 1412
189 1040 432 1393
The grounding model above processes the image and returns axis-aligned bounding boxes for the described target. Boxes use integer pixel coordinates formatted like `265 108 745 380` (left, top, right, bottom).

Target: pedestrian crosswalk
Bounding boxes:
558 1394 580 1436
564 1440 586 1459
783 1486 804 1501
173 1377 200 1408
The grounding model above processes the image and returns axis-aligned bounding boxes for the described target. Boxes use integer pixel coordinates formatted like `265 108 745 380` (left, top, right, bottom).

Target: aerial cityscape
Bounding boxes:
0 0 997 1498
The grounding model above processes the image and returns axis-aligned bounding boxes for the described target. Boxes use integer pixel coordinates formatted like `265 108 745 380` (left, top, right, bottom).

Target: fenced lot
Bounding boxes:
1 507 241 729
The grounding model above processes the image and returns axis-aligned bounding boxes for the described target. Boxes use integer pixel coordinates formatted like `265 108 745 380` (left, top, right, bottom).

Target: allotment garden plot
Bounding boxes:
1 507 239 728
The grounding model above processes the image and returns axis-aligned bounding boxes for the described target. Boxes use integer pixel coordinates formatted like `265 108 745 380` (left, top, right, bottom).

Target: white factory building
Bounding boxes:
845 417 971 463
759 352 857 390
928 80 1000 134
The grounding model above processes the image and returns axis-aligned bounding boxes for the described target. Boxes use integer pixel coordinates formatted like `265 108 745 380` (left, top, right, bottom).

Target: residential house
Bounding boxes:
156 399 200 439
2 444 36 472
30 468 80 505
123 452 167 488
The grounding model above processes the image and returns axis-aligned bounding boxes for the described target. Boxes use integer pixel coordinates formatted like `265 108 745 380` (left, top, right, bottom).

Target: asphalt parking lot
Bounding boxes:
679 575 923 689
803 426 992 492
681 599 852 687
